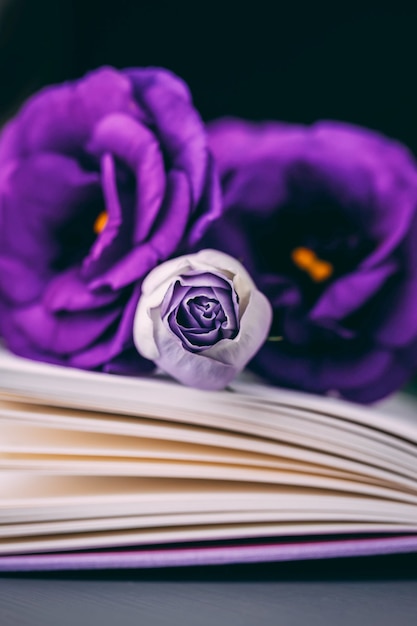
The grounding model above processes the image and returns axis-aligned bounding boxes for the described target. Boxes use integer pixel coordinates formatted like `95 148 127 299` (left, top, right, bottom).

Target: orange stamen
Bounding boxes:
291 246 333 283
93 211 109 234
309 260 333 282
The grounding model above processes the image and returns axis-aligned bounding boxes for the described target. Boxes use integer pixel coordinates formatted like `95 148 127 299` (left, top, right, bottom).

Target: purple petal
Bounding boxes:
185 153 222 246
373 275 417 347
103 348 154 375
211 286 239 329
1 67 136 158
69 285 142 368
92 169 191 291
89 242 160 291
253 343 391 393
81 152 126 278
125 67 208 204
1 152 99 270
174 305 202 330
186 298 222 327
0 256 50 305
43 267 119 313
312 124 417 272
208 118 302 173
263 275 302 309
0 306 67 366
179 325 224 350
12 303 121 354
310 262 397 322
342 355 415 403
148 169 192 258
87 113 166 243
160 282 191 319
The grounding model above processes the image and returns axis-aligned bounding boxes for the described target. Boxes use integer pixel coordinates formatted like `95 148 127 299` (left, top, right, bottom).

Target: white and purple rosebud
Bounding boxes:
133 249 272 390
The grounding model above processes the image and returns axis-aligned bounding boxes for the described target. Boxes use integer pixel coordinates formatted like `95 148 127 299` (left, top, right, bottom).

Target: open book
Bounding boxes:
1 346 417 571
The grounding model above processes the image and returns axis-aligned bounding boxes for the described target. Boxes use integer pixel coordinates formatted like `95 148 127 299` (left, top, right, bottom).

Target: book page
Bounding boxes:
1 403 417 493
3 519 417 556
1 346 416 444
1 346 417 552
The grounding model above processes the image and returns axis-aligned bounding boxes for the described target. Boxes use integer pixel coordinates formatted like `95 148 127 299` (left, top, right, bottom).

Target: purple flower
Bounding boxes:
199 118 417 402
133 250 272 389
0 67 220 373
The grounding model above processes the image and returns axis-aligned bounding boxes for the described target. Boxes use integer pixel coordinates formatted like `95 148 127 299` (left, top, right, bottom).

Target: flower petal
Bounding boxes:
0 152 99 271
203 289 272 370
103 348 154 376
0 256 50 305
81 152 133 279
126 67 207 204
185 153 222 246
310 262 397 322
90 169 192 291
1 67 136 158
253 343 391 393
87 113 166 243
0 303 66 366
70 285 141 369
153 324 238 390
12 303 121 354
43 267 119 313
373 275 417 347
148 169 191 258
341 353 414 403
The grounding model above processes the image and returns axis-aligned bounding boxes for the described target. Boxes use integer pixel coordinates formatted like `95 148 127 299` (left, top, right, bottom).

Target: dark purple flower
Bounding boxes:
133 250 272 389
199 118 417 402
0 67 220 372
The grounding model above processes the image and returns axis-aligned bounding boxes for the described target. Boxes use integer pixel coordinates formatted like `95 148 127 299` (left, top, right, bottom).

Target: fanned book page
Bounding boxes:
0 346 417 568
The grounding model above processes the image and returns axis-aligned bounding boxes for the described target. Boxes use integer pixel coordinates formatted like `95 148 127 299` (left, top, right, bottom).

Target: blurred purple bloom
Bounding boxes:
199 119 417 402
133 250 272 390
0 67 220 372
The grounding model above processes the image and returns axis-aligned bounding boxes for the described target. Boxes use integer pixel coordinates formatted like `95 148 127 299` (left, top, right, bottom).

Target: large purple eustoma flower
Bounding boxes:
199 119 417 402
0 67 220 373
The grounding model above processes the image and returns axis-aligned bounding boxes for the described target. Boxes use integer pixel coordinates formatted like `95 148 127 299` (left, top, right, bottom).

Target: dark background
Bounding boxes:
0 1 416 152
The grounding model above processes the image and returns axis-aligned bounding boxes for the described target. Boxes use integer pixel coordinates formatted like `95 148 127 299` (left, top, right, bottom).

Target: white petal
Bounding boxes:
153 322 238 390
133 299 161 360
203 289 272 369
141 255 194 295
192 249 255 287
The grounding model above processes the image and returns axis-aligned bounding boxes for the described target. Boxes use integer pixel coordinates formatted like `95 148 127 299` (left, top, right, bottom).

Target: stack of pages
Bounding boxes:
1 346 417 571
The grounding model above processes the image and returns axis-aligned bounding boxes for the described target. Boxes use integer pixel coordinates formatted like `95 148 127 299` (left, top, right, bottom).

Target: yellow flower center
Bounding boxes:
291 246 333 282
93 211 108 234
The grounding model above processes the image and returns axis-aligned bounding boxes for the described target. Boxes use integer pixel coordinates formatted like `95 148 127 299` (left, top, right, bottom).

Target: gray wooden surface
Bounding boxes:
1 557 417 626
1 579 417 626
